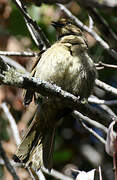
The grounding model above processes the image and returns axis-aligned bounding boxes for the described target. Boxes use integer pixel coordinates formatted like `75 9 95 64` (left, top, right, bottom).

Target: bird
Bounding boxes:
13 18 97 171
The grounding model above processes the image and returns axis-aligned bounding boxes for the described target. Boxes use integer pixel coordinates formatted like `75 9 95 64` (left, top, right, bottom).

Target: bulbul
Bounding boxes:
13 18 97 170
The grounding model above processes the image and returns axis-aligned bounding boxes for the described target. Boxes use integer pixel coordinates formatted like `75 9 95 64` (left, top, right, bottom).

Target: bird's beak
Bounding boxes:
51 21 64 28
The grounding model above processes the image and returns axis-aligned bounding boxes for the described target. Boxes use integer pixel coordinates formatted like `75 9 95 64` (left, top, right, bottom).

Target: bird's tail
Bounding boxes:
13 102 57 171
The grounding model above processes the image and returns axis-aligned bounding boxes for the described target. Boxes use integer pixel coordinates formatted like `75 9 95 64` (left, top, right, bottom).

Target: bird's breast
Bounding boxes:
34 43 96 98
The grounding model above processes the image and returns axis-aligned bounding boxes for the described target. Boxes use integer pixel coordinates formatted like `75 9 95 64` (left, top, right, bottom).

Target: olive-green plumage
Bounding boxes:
13 19 97 170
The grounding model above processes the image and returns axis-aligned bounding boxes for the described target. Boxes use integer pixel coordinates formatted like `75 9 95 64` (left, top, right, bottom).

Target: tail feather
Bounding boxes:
13 118 38 163
13 103 57 170
26 128 56 170
43 127 56 169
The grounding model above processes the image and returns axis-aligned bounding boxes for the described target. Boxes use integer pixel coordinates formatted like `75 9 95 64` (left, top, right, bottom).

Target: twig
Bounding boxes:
37 170 46 180
87 7 117 42
96 61 117 69
89 95 117 106
80 121 106 144
0 142 20 180
1 103 21 146
24 16 44 49
72 110 108 133
99 166 103 180
89 95 117 117
0 51 38 57
96 79 117 97
12 0 50 49
57 4 117 61
99 103 116 117
85 103 117 125
42 167 73 180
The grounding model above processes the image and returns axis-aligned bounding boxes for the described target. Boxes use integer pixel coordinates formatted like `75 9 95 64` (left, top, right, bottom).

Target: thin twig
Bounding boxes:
24 16 43 49
99 104 116 117
73 110 108 133
0 51 38 57
99 166 103 180
0 142 20 180
57 4 117 61
87 7 117 42
96 61 117 69
96 79 117 97
12 0 50 49
89 95 117 106
81 121 106 144
89 95 117 117
1 103 21 146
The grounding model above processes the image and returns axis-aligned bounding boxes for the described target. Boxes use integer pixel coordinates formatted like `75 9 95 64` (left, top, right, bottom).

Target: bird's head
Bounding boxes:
51 18 83 39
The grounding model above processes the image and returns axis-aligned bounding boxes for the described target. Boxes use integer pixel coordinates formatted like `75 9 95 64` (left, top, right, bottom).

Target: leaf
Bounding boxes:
105 121 117 156
76 169 96 180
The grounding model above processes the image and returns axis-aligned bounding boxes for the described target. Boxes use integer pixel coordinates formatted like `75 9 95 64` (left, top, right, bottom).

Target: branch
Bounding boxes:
0 142 20 180
0 67 81 108
57 4 117 61
1 66 116 109
0 57 117 125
